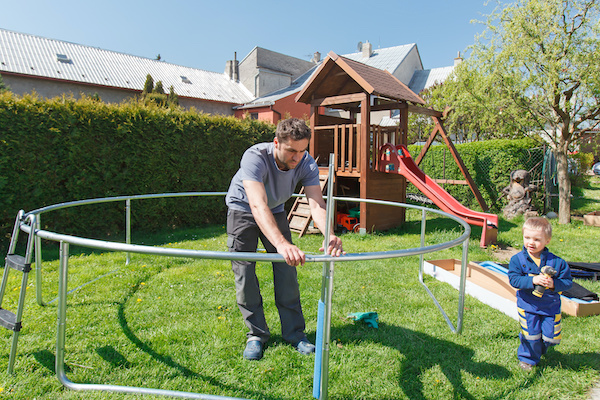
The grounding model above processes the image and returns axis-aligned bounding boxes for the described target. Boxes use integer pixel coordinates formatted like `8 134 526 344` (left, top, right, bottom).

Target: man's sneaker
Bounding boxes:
519 361 533 371
243 340 263 360
295 339 315 355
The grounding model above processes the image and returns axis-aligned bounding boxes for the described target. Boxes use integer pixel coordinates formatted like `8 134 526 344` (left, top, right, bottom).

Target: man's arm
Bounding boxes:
304 185 344 257
243 180 306 266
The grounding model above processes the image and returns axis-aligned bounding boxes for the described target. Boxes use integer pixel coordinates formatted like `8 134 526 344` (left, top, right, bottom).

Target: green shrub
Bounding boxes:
0 72 9 93
571 151 594 173
0 92 274 250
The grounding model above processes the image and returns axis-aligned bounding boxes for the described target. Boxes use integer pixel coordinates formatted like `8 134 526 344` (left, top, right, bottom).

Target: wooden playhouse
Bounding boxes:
289 51 491 238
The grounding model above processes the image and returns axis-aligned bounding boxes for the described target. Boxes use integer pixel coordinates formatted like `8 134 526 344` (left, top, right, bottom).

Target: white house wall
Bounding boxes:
391 46 423 85
238 47 315 98
3 73 237 115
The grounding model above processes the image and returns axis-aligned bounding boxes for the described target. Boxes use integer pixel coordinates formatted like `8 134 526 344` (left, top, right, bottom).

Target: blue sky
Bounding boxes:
2 0 495 73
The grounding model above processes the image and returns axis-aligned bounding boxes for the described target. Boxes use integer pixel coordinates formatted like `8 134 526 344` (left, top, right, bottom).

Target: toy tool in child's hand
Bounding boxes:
533 266 557 298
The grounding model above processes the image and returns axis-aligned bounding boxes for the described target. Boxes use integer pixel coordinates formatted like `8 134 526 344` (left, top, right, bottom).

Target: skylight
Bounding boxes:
181 76 191 84
56 54 72 63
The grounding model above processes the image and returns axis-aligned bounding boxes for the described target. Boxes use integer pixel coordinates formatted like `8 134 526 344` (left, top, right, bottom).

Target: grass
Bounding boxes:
0 177 599 399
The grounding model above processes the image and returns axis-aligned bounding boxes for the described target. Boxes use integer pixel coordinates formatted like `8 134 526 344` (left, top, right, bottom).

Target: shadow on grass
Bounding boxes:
572 191 600 212
490 349 600 398
33 349 71 374
114 294 286 400
329 322 511 400
543 348 600 373
96 345 132 369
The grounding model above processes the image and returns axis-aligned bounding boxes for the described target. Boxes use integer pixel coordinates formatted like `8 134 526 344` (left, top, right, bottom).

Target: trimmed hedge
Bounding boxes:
408 138 543 212
0 91 545 251
0 93 275 250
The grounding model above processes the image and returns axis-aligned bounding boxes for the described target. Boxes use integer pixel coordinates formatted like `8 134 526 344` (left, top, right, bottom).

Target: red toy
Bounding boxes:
337 213 360 233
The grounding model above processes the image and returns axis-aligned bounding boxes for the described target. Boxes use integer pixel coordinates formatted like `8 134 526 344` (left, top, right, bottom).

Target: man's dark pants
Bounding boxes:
227 209 307 345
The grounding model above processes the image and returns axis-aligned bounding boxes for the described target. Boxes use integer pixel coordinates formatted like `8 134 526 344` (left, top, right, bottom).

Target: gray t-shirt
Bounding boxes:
226 142 320 214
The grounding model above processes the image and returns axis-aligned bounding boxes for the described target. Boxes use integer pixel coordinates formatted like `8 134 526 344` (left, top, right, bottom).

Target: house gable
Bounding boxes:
238 46 316 98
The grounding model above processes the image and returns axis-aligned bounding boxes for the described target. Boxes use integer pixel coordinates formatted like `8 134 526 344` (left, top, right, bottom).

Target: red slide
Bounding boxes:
379 143 498 247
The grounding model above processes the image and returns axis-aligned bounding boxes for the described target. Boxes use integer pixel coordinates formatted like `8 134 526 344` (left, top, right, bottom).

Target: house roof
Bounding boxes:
342 43 420 73
408 66 455 93
296 52 425 106
0 28 254 104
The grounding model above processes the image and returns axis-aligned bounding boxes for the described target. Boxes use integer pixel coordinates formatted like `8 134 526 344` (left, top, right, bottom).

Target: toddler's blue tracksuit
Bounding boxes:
508 248 572 365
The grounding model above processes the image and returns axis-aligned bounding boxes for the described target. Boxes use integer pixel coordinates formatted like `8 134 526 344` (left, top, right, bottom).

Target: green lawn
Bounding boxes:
0 178 599 399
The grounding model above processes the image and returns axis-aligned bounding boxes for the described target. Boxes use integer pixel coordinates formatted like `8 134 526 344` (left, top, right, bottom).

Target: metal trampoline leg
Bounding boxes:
418 212 469 334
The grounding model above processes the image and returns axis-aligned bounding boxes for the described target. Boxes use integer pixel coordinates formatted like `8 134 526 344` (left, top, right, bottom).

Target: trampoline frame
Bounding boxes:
10 160 471 400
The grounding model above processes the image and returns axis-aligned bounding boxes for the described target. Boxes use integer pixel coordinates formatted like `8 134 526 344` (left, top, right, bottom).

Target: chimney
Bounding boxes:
454 51 463 66
225 52 239 81
311 51 321 64
362 41 372 58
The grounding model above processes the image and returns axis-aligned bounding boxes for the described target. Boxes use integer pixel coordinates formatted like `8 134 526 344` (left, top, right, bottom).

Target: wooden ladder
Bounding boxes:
288 169 329 238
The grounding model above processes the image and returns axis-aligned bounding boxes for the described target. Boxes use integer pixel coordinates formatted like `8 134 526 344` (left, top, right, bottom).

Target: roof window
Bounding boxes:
56 54 72 64
181 76 192 84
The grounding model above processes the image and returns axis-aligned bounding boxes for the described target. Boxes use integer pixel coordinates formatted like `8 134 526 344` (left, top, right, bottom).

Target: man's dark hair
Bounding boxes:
276 118 311 142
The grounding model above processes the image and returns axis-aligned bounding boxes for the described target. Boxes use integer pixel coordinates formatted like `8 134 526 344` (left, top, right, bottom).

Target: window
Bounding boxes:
181 76 192 84
56 54 72 63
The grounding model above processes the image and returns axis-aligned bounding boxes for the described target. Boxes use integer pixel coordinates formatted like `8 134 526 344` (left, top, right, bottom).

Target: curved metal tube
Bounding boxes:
21 196 470 265
14 191 471 400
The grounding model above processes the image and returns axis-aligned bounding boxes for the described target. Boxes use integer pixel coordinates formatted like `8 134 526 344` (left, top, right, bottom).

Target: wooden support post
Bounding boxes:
415 123 441 166
359 94 370 232
399 106 408 147
433 117 489 212
310 105 318 158
414 117 489 212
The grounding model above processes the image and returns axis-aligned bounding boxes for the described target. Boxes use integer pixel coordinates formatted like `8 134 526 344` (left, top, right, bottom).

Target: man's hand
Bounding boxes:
276 241 306 266
320 234 345 257
303 185 345 258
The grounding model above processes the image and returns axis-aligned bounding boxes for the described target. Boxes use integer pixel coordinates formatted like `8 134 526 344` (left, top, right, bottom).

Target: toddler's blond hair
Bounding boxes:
523 217 552 239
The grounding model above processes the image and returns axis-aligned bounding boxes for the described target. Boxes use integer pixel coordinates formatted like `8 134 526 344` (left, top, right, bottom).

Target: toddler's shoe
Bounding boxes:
519 361 533 371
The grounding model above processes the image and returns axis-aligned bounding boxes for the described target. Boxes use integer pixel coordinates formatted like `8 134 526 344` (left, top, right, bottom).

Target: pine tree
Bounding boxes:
168 85 179 107
0 73 10 93
153 80 165 94
142 74 154 96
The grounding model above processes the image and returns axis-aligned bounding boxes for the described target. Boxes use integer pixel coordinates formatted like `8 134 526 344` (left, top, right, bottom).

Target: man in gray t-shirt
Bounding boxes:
225 118 344 361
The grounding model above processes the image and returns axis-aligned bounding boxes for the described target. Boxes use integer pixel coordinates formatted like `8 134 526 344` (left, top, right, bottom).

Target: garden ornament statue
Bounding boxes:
502 169 538 219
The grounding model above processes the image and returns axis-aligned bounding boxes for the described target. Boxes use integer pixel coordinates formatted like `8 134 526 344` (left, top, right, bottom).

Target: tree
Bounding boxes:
168 85 179 107
436 0 600 223
142 74 154 96
0 73 10 93
140 75 168 106
153 80 165 95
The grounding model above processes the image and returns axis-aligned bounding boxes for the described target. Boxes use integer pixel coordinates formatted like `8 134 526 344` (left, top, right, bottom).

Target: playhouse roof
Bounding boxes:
296 52 425 106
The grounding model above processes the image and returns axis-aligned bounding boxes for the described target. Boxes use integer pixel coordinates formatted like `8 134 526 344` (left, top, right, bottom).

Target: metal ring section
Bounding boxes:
16 191 470 400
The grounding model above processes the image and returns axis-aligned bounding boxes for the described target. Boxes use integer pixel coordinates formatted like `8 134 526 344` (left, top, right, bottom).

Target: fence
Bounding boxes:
407 144 548 214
